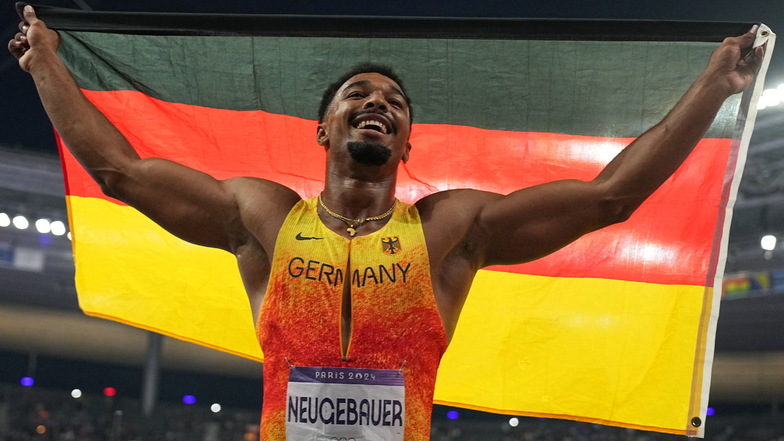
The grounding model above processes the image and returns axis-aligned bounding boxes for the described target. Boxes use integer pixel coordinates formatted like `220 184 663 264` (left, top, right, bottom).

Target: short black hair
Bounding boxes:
317 63 412 123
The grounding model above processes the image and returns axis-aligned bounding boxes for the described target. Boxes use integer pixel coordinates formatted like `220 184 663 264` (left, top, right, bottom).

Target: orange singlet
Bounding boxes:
257 197 448 441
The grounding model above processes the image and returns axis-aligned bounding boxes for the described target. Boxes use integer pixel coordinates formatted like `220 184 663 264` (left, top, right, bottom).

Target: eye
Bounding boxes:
388 99 403 108
346 91 365 99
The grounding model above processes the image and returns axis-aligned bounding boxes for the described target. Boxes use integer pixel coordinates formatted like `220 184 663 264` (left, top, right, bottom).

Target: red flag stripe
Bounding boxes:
59 89 731 286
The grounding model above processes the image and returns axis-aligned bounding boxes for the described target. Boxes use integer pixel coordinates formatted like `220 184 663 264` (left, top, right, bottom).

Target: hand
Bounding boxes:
702 25 765 96
7 5 61 72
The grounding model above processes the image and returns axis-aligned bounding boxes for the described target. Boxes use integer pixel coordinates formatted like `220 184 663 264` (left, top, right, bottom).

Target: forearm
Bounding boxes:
596 74 730 205
28 49 141 192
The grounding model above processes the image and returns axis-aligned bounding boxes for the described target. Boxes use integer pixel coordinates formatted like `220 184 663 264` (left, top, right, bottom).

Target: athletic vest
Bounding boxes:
257 196 448 441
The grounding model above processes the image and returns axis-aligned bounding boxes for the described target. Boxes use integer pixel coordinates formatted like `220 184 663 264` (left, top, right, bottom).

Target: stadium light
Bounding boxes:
35 218 51 234
12 215 29 230
757 84 784 110
761 234 777 251
50 220 67 236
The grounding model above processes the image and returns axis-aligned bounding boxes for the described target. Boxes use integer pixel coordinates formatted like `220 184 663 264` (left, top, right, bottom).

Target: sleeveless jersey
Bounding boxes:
257 196 448 441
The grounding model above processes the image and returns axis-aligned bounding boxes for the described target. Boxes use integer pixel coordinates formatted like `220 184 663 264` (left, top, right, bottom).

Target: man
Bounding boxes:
9 6 764 441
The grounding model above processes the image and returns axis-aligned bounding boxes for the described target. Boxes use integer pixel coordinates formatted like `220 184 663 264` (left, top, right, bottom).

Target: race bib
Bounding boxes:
286 366 405 441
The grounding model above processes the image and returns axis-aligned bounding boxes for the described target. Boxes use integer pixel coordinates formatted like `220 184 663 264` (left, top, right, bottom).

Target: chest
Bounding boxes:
257 200 445 364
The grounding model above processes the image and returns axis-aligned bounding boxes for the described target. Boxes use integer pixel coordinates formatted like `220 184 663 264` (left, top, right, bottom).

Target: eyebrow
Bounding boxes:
343 80 407 102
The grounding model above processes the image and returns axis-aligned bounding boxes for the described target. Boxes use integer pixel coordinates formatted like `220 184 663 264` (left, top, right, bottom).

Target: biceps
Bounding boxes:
110 158 241 251
478 179 623 266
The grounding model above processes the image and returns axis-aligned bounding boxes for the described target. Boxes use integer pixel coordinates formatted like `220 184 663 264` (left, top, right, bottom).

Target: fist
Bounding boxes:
7 5 61 72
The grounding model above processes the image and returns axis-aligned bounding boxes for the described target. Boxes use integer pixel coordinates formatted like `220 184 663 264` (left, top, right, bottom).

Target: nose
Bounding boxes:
363 92 388 112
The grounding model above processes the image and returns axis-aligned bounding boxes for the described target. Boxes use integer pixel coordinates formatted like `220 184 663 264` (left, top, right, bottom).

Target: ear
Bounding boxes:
402 141 412 164
316 123 329 147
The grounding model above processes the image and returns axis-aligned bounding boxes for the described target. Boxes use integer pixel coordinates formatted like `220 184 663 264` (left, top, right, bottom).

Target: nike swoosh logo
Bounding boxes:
296 232 324 241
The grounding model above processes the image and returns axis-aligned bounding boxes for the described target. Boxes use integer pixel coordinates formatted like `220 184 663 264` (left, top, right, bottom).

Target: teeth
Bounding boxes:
356 120 388 134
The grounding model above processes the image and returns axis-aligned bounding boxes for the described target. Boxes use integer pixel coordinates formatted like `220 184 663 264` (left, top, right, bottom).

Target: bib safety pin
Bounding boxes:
399 360 407 376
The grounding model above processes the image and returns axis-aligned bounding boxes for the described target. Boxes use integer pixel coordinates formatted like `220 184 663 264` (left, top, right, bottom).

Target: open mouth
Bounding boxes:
351 113 392 135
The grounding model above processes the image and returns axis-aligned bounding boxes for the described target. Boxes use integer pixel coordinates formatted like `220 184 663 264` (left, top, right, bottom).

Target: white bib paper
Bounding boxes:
286 366 405 441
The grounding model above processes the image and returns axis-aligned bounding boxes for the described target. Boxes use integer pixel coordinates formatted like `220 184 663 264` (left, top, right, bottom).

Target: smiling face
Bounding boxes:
317 72 412 167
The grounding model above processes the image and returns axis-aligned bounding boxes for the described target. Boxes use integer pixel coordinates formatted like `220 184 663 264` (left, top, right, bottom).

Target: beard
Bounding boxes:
347 141 392 166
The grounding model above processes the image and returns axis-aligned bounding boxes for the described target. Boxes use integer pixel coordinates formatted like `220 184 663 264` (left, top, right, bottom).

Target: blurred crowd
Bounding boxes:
430 414 784 441
0 383 259 441
0 383 782 441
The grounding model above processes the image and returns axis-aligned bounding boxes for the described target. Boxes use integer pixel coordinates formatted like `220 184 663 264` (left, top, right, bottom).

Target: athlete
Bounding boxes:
9 5 764 441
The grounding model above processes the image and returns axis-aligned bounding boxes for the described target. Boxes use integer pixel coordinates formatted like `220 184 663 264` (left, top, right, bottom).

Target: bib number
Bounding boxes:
286 366 405 441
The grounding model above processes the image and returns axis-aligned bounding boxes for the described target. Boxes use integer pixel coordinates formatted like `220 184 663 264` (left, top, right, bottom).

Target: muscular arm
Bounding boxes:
9 6 270 252
469 28 764 268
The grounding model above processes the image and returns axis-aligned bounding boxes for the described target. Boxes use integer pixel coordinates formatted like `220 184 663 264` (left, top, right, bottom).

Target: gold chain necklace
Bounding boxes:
318 195 396 237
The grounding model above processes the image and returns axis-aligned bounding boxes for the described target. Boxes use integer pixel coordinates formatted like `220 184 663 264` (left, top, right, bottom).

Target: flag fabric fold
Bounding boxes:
36 5 774 436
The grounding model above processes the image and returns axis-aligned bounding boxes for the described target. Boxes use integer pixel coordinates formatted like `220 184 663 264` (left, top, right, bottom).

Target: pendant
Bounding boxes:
347 227 357 237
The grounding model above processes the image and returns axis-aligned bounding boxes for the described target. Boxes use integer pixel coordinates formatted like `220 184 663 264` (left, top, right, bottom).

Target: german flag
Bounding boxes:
33 5 773 436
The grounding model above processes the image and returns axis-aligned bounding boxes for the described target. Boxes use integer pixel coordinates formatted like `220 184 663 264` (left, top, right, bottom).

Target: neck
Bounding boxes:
321 176 397 220
322 157 399 220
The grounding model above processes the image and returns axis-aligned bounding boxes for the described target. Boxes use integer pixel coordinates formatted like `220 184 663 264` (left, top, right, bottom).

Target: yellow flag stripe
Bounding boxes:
434 270 709 435
68 196 263 360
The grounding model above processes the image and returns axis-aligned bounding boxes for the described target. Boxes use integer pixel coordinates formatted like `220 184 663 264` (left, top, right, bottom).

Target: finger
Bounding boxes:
22 5 38 27
742 41 766 63
735 45 764 78
724 26 758 51
742 24 759 43
749 45 765 70
14 31 27 44
8 36 26 58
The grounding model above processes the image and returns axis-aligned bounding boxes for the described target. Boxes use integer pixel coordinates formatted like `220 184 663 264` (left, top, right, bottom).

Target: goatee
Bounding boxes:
347 141 392 166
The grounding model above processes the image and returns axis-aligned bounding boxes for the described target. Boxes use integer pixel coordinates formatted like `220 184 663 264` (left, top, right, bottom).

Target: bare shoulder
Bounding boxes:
222 177 302 251
224 176 301 207
415 188 502 220
415 189 502 263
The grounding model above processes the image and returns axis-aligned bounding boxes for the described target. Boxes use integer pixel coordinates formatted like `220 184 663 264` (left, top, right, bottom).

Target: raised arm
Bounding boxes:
8 6 279 252
467 27 765 268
